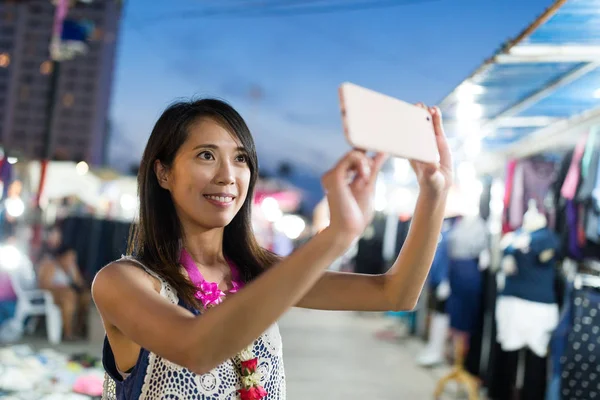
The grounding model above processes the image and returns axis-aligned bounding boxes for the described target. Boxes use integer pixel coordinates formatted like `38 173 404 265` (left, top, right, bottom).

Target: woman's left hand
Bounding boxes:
410 105 453 197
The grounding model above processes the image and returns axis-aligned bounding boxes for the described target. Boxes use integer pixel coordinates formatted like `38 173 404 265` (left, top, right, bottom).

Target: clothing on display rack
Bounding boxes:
546 261 600 400
550 128 600 260
489 202 560 400
502 160 518 234
465 266 497 383
60 216 132 283
502 157 557 233
353 214 386 275
482 137 600 399
499 227 560 305
382 215 411 267
427 219 456 293
559 289 600 400
480 177 493 221
394 218 411 262
416 218 456 367
446 216 487 335
488 347 548 400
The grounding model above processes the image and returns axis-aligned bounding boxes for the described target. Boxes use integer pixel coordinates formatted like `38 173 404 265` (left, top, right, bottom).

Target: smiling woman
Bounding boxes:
92 97 453 399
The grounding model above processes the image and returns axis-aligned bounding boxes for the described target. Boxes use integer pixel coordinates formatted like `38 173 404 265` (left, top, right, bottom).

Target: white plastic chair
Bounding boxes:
8 263 63 344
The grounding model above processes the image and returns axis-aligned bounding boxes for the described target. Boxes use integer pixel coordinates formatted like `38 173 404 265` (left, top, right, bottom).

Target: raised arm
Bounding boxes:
92 150 387 375
296 105 453 312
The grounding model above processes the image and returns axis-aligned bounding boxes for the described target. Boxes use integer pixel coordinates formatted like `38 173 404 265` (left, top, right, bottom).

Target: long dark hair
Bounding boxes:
128 98 280 308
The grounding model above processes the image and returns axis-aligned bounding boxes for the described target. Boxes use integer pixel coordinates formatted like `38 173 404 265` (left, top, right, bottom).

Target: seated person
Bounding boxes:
36 225 63 264
38 245 91 340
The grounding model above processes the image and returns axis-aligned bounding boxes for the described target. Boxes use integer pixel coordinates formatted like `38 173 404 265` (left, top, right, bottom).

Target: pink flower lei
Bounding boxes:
180 249 267 400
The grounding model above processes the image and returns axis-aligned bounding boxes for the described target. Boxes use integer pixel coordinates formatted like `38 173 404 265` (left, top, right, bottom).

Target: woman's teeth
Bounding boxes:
205 195 233 203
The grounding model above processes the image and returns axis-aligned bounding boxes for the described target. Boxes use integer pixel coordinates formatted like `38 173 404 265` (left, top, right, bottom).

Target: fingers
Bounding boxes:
430 106 452 169
369 152 388 183
343 150 371 182
430 106 444 137
416 103 452 170
321 150 370 191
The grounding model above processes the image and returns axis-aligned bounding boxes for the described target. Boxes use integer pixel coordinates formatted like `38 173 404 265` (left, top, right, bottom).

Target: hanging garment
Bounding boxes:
550 151 575 258
561 132 589 200
521 159 557 219
480 178 492 221
547 283 575 400
595 150 600 238
488 347 548 400
503 161 518 233
496 296 559 357
560 288 600 400
581 127 599 181
580 135 600 244
445 216 486 334
354 215 386 275
447 257 482 334
577 130 600 202
509 163 525 230
586 210 600 244
566 201 583 260
447 216 488 260
463 266 495 379
427 230 450 290
501 227 560 304
578 204 587 247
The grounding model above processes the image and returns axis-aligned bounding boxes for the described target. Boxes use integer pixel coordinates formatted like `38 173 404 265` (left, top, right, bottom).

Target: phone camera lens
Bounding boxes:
426 116 431 121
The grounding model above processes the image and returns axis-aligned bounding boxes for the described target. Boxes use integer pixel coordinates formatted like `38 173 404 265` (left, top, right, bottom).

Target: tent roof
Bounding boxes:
440 0 600 157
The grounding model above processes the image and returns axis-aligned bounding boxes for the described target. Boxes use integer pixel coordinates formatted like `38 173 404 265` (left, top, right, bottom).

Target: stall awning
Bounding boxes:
440 0 600 167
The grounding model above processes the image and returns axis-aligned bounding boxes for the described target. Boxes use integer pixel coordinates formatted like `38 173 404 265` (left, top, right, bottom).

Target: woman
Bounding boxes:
38 244 91 340
92 98 452 399
36 225 63 263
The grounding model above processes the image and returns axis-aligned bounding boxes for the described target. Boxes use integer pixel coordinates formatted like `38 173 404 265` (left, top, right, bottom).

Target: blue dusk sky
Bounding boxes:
107 0 554 207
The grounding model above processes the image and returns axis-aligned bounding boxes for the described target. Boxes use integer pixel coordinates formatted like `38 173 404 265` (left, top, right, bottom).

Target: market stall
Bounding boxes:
427 1 600 399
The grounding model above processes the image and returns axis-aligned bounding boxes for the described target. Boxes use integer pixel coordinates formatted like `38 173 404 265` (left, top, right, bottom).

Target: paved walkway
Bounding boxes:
280 308 447 399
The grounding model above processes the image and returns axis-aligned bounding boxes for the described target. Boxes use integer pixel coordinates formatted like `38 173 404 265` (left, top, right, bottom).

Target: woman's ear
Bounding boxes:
154 159 170 190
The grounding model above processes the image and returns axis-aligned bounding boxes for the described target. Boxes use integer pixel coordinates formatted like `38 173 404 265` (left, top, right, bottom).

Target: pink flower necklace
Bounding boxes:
180 249 268 400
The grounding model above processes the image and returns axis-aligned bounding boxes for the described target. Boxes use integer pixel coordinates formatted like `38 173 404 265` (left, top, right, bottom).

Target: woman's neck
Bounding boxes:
182 226 226 267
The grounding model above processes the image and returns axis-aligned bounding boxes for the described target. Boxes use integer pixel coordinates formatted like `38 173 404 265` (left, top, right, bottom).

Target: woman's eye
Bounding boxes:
236 154 248 163
198 151 214 160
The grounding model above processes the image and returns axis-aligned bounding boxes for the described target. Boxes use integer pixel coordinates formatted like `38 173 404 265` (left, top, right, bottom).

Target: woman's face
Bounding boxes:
157 118 252 231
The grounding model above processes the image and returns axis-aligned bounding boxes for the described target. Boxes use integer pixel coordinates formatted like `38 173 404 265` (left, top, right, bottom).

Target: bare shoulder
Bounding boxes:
92 259 161 304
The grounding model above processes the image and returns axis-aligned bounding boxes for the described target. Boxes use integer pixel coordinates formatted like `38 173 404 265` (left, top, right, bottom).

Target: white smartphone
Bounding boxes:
339 82 439 163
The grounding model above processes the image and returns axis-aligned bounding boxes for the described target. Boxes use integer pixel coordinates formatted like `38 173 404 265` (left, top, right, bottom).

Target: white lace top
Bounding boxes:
102 258 286 399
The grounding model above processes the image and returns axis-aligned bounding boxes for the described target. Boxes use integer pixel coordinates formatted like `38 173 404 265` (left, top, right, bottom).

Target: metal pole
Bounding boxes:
42 61 60 160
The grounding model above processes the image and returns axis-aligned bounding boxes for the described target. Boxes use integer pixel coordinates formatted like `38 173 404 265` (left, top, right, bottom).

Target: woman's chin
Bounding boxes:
194 215 235 230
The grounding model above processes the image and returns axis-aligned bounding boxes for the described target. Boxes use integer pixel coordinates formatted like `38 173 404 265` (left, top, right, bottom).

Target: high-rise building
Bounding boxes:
0 0 122 165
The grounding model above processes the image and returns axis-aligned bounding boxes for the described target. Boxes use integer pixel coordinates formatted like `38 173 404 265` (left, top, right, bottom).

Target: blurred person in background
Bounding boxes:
38 225 63 259
38 244 91 341
92 99 452 399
